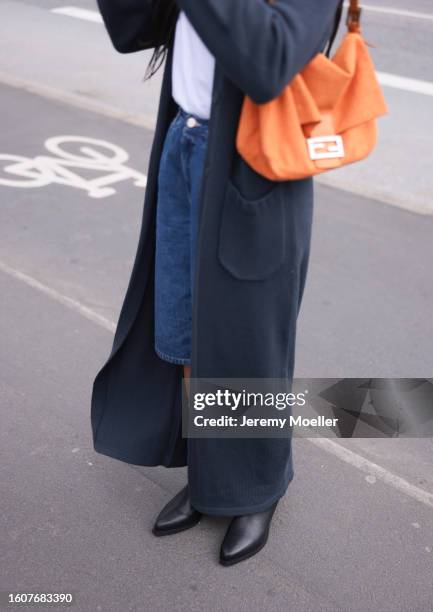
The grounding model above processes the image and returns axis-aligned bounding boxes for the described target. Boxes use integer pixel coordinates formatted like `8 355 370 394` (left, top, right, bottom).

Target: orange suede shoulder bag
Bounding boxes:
235 0 389 181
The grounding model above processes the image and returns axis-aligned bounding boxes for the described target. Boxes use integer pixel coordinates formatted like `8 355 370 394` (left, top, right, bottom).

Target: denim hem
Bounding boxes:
155 345 191 366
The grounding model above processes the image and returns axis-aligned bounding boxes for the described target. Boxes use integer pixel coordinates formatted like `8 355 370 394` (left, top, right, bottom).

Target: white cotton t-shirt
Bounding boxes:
171 11 216 120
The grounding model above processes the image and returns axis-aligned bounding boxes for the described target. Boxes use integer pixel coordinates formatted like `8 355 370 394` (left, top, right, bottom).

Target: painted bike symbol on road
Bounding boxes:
0 136 147 198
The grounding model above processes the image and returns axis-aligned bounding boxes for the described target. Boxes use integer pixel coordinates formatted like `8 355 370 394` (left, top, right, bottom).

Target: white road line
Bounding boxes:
53 3 433 25
51 6 103 24
49 6 433 99
0 260 115 333
377 71 433 97
353 3 433 22
1 258 433 510
310 438 433 509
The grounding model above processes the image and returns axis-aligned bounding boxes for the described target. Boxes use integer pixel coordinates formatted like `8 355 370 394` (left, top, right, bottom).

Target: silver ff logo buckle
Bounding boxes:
307 135 345 161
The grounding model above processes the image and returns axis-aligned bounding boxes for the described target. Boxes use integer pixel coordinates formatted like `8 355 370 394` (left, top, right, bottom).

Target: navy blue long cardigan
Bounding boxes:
91 0 341 515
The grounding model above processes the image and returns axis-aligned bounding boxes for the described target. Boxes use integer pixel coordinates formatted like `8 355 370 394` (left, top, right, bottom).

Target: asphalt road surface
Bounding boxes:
1 0 433 212
1 2 433 611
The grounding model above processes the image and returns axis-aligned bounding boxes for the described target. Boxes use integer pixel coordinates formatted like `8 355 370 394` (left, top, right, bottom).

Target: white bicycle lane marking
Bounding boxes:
0 136 147 198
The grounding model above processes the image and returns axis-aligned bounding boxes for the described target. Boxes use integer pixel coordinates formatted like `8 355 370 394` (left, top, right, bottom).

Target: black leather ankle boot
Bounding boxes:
152 485 202 537
219 501 278 566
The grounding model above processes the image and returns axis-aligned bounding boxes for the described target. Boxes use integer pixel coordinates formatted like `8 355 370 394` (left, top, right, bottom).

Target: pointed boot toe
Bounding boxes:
152 485 202 537
220 501 278 566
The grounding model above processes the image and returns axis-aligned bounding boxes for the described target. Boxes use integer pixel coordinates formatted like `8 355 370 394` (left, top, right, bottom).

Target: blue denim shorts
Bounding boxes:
154 106 210 365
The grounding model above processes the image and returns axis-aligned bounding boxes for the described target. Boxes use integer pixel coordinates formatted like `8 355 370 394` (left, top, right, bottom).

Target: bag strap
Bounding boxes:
268 1 362 57
325 0 362 56
347 0 362 33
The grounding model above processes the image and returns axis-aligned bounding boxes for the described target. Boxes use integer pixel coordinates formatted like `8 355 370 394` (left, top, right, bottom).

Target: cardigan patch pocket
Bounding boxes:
218 179 286 281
